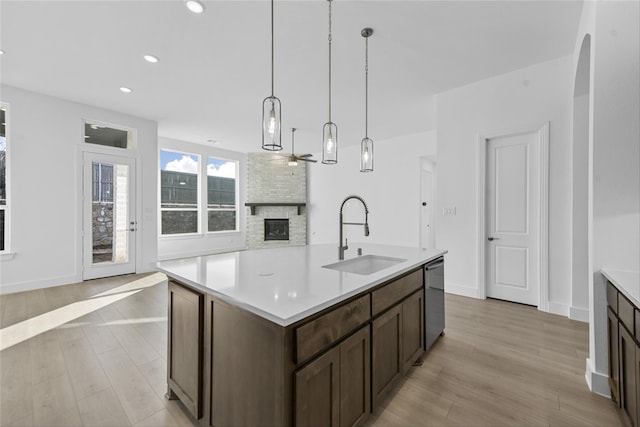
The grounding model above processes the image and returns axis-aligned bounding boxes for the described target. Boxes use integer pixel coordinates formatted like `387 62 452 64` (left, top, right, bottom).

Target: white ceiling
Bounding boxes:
0 0 583 154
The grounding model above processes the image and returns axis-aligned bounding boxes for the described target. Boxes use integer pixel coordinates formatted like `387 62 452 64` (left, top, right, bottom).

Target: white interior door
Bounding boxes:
83 152 136 280
421 169 434 249
486 131 540 306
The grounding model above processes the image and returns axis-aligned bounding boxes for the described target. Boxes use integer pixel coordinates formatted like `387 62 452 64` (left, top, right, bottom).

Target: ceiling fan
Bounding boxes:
279 128 317 165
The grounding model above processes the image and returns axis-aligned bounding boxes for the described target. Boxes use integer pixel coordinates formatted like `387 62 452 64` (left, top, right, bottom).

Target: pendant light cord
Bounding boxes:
328 0 332 122
271 0 275 97
365 35 368 138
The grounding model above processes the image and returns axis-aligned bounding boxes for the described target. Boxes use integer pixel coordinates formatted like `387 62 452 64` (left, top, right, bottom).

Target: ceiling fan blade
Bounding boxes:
298 154 313 158
298 158 318 163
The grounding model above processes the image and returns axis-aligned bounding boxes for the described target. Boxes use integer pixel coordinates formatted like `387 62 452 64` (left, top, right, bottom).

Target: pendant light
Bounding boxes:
360 28 374 172
262 0 282 151
322 0 338 164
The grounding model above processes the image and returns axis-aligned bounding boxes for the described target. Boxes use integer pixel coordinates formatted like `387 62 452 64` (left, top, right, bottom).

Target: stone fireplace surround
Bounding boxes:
246 153 307 249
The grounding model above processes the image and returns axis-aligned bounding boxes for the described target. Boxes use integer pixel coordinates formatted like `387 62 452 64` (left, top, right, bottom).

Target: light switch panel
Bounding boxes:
442 207 456 216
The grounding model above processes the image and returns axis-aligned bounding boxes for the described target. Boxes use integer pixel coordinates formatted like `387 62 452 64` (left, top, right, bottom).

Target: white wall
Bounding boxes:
592 0 640 273
308 131 436 249
581 0 640 396
435 56 574 312
0 85 158 293
157 137 246 261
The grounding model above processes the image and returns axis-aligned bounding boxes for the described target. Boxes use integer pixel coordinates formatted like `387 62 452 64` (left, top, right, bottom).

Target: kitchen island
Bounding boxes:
157 243 446 427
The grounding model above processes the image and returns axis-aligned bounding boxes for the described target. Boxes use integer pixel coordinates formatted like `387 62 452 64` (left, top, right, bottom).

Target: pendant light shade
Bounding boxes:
323 122 338 164
262 96 281 151
262 0 282 151
322 0 338 164
360 27 374 172
361 137 373 172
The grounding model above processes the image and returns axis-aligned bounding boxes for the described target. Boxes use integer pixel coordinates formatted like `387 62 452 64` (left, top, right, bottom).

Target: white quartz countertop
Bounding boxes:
602 268 640 307
157 243 447 326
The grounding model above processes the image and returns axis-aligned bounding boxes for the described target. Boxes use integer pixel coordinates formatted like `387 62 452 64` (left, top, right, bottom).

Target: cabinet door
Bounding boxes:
340 326 370 427
402 290 424 374
619 324 637 427
372 304 402 409
202 296 214 427
608 307 621 406
296 346 340 427
167 281 204 419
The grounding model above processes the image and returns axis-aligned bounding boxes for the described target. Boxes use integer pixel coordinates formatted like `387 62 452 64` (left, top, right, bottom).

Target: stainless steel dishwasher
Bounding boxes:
424 257 445 351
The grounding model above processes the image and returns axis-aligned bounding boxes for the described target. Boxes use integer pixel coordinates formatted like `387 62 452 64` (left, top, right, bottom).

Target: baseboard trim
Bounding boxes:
547 301 569 317
444 282 482 299
0 274 81 295
586 357 611 398
570 305 590 323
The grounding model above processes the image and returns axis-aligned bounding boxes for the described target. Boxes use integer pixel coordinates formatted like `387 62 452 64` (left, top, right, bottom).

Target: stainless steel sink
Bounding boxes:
322 255 407 275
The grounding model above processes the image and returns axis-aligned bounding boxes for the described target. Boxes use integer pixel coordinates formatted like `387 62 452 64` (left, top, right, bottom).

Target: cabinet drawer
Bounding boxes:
607 281 618 313
372 269 423 317
295 294 370 364
619 294 635 335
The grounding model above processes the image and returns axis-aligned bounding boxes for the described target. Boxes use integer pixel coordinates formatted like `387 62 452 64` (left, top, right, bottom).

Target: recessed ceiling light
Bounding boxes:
119 86 132 93
144 54 159 63
0 50 4 55
84 135 90 139
185 0 204 14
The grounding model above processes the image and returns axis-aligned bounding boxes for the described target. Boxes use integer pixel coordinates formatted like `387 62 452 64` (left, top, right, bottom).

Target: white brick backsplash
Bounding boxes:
246 153 307 249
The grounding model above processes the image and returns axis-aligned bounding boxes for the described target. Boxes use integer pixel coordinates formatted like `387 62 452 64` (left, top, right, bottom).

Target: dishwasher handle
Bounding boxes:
425 258 444 271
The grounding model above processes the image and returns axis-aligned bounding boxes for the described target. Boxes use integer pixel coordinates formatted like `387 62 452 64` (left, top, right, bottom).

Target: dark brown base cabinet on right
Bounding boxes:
607 280 640 427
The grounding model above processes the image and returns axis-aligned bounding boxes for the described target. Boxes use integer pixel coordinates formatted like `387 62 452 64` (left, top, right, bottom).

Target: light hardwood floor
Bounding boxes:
0 273 624 427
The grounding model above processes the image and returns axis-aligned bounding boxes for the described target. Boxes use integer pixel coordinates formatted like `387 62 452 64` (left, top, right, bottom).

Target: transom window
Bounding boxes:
84 122 132 149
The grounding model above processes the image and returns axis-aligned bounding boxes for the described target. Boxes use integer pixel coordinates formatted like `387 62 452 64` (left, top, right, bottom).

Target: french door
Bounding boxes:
83 152 136 280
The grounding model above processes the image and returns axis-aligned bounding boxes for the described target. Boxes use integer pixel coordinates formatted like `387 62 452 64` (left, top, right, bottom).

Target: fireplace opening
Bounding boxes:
264 218 289 241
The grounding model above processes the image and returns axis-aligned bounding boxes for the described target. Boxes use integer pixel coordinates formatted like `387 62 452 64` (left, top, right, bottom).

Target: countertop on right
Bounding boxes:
602 268 640 307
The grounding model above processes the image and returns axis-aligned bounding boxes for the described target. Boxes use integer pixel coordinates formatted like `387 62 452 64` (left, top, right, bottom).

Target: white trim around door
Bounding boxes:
476 122 549 311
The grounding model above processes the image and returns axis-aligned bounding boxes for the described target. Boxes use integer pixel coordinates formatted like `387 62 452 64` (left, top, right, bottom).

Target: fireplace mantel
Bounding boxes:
245 202 306 216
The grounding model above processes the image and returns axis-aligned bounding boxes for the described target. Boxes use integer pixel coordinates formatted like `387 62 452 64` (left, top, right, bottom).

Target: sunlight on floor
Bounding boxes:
0 272 166 351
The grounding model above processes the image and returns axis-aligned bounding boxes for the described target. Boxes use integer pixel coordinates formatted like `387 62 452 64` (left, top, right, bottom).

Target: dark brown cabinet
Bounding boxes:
372 304 402 408
295 325 370 427
165 262 439 427
620 324 638 426
402 290 425 374
372 289 424 409
607 279 640 427
609 306 621 405
166 280 204 420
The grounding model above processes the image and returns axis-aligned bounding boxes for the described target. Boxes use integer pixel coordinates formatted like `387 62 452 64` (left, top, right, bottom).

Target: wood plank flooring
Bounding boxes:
368 295 624 427
0 273 624 427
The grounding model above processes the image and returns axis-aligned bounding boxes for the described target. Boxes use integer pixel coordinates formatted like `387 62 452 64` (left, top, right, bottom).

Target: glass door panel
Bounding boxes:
84 153 135 280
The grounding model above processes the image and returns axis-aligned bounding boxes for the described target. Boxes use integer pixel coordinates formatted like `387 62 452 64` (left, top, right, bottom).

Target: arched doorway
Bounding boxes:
571 35 591 320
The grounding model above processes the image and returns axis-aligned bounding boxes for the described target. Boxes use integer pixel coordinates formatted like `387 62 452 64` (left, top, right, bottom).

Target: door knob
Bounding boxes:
488 236 500 241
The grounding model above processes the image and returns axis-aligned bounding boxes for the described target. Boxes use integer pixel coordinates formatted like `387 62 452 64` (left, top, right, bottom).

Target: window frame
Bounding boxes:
0 102 11 257
83 119 137 150
206 156 239 234
159 149 201 236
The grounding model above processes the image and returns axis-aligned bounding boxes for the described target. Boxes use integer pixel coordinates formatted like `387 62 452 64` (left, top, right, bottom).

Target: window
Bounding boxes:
160 150 199 235
207 157 237 232
0 105 7 251
84 122 132 149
